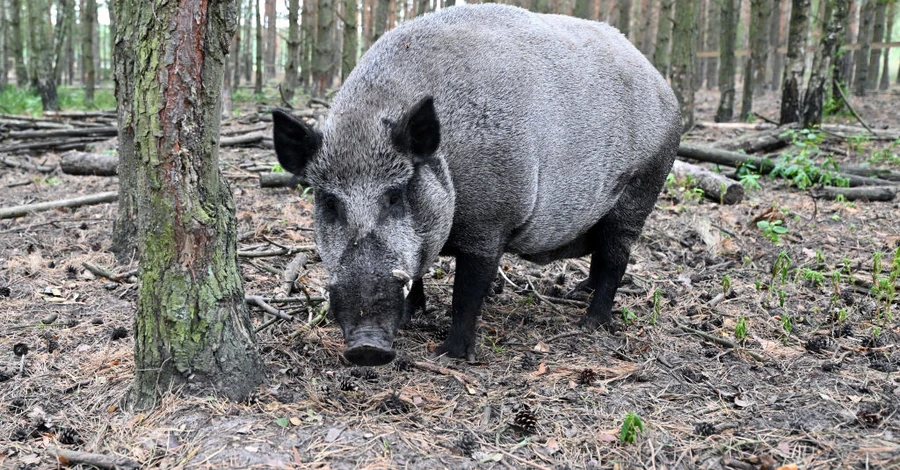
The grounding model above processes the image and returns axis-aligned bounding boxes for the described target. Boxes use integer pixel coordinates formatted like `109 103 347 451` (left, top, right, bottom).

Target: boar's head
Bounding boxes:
272 97 455 366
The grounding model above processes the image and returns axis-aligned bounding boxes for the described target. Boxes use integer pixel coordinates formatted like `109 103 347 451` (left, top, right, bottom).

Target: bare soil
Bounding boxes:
2 88 900 469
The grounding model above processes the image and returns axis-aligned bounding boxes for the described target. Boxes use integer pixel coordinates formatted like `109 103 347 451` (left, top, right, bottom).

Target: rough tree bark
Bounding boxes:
254 0 263 94
10 0 26 86
82 0 96 106
341 0 358 82
313 0 335 97
26 0 57 110
779 0 810 124
670 0 696 131
716 0 740 122
853 0 873 96
118 0 264 410
264 0 276 80
111 0 138 266
283 0 301 103
866 0 885 91
803 0 849 127
652 0 673 75
880 1 894 90
740 0 772 120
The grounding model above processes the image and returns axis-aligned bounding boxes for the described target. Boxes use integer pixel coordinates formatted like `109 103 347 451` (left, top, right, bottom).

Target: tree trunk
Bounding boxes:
852 0 873 96
670 0 696 132
242 0 252 82
301 0 315 90
264 0 276 80
779 0 809 124
373 0 389 44
108 0 116 81
111 0 137 264
341 0 358 82
802 0 849 127
65 3 74 86
767 0 785 91
0 0 7 89
254 0 263 94
82 0 95 106
880 1 894 90
617 0 631 37
232 0 242 87
573 0 592 19
838 0 857 89
740 0 771 120
715 0 739 122
313 0 334 97
118 0 264 411
865 0 885 91
26 0 57 110
283 0 300 103
703 0 719 89
52 0 72 84
10 0 26 85
652 0 673 75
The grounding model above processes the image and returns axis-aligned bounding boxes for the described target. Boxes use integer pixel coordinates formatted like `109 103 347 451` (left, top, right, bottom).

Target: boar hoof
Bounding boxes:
433 340 476 362
579 315 619 333
343 344 397 366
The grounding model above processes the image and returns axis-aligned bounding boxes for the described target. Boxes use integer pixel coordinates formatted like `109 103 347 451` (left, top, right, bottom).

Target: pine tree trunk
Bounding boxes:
803 0 849 127
313 0 334 97
108 0 116 81
243 0 253 83
52 0 72 83
0 0 7 89
880 2 894 90
82 0 95 106
264 0 276 80
617 0 631 38
838 0 857 88
671 0 696 132
232 0 242 87
255 0 263 94
767 0 785 91
740 0 771 120
779 0 809 124
10 0 25 85
117 0 264 411
703 0 719 89
852 0 873 96
715 0 739 122
301 0 315 89
652 0 673 75
865 0 885 91
373 0 389 44
341 0 358 82
573 0 592 19
415 0 428 16
27 0 57 110
111 0 136 264
284 0 300 101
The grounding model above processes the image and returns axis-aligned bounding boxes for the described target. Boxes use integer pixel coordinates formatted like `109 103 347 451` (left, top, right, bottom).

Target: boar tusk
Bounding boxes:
392 269 413 297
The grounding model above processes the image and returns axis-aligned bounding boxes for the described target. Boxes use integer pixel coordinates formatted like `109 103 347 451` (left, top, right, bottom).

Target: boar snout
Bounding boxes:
343 328 397 366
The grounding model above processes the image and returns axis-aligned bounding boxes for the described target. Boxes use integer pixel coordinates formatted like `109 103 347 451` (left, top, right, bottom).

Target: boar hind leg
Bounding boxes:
402 279 426 326
434 253 499 361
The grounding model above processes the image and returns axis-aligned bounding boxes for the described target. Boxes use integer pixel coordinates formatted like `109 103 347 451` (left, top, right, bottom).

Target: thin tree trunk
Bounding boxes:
573 0 591 19
853 0 873 96
10 0 25 85
243 0 252 82
0 0 7 89
617 0 631 38
255 0 263 94
415 0 428 16
119 0 264 411
265 0 276 80
652 0 673 75
341 0 358 82
284 0 300 102
716 0 739 122
865 0 885 91
703 0 719 89
803 0 849 127
26 0 57 109
767 0 785 91
839 0 857 88
880 1 894 90
301 0 315 90
107 0 115 81
779 0 809 124
671 0 696 132
82 0 95 106
313 0 334 97
232 0 242 87
66 5 74 86
373 0 389 44
111 0 136 263
740 0 771 120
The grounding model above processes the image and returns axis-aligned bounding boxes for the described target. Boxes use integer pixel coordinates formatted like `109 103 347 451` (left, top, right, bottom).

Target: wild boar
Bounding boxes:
273 4 680 366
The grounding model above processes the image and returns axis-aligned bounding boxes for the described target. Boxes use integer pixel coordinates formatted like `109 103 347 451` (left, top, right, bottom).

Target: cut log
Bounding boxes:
220 131 265 147
813 186 897 201
695 121 777 131
671 160 745 205
0 191 118 219
0 137 109 153
42 110 118 119
4 126 117 140
710 124 797 153
677 143 899 187
839 165 900 182
60 151 119 176
259 172 306 188
819 124 900 141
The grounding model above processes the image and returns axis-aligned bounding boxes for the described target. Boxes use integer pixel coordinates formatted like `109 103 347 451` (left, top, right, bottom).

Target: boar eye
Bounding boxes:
320 193 339 214
388 191 402 207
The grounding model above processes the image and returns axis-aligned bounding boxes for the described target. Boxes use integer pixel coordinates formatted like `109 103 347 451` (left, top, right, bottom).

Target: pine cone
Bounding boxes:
512 408 537 434
578 368 597 385
455 432 478 457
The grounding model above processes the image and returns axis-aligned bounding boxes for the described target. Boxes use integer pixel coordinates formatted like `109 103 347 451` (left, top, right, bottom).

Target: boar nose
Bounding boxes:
343 343 397 366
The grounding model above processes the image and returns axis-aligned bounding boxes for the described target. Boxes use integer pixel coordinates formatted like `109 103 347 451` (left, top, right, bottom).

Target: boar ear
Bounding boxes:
272 109 321 177
392 96 440 158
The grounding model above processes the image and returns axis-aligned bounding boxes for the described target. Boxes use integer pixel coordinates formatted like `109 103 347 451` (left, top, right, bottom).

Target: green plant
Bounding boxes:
619 412 645 445
846 134 871 153
799 268 825 287
868 139 900 167
271 163 285 173
621 307 637 325
757 220 788 243
738 173 762 190
517 293 535 307
777 289 786 308
721 274 731 297
651 289 662 325
781 314 793 336
837 308 848 323
735 316 748 342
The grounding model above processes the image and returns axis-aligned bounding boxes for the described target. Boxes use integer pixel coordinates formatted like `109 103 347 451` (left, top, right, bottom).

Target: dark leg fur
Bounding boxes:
434 253 499 361
402 278 426 326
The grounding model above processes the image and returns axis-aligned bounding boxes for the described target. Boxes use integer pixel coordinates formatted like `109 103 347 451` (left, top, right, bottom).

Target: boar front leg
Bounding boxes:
434 252 499 361
402 278 426 326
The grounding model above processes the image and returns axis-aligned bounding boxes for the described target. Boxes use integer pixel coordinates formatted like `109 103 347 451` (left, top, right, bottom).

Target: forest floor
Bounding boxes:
1 88 900 470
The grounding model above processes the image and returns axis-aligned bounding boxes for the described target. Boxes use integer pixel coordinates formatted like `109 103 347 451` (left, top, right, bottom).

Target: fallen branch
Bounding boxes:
0 136 109 153
812 185 897 202
839 165 900 182
819 124 900 141
2 156 55 173
0 191 118 219
60 151 118 176
220 131 266 147
259 172 306 188
246 295 294 321
5 126 117 140
411 360 480 388
832 84 874 134
48 447 140 470
677 143 898 187
237 245 316 258
279 253 308 297
82 262 137 283
678 325 766 362
671 159 744 205
710 125 796 154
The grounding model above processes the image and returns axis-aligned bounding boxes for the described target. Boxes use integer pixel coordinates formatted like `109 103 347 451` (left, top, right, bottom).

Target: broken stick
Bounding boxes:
48 447 140 470
813 185 898 202
0 191 118 219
